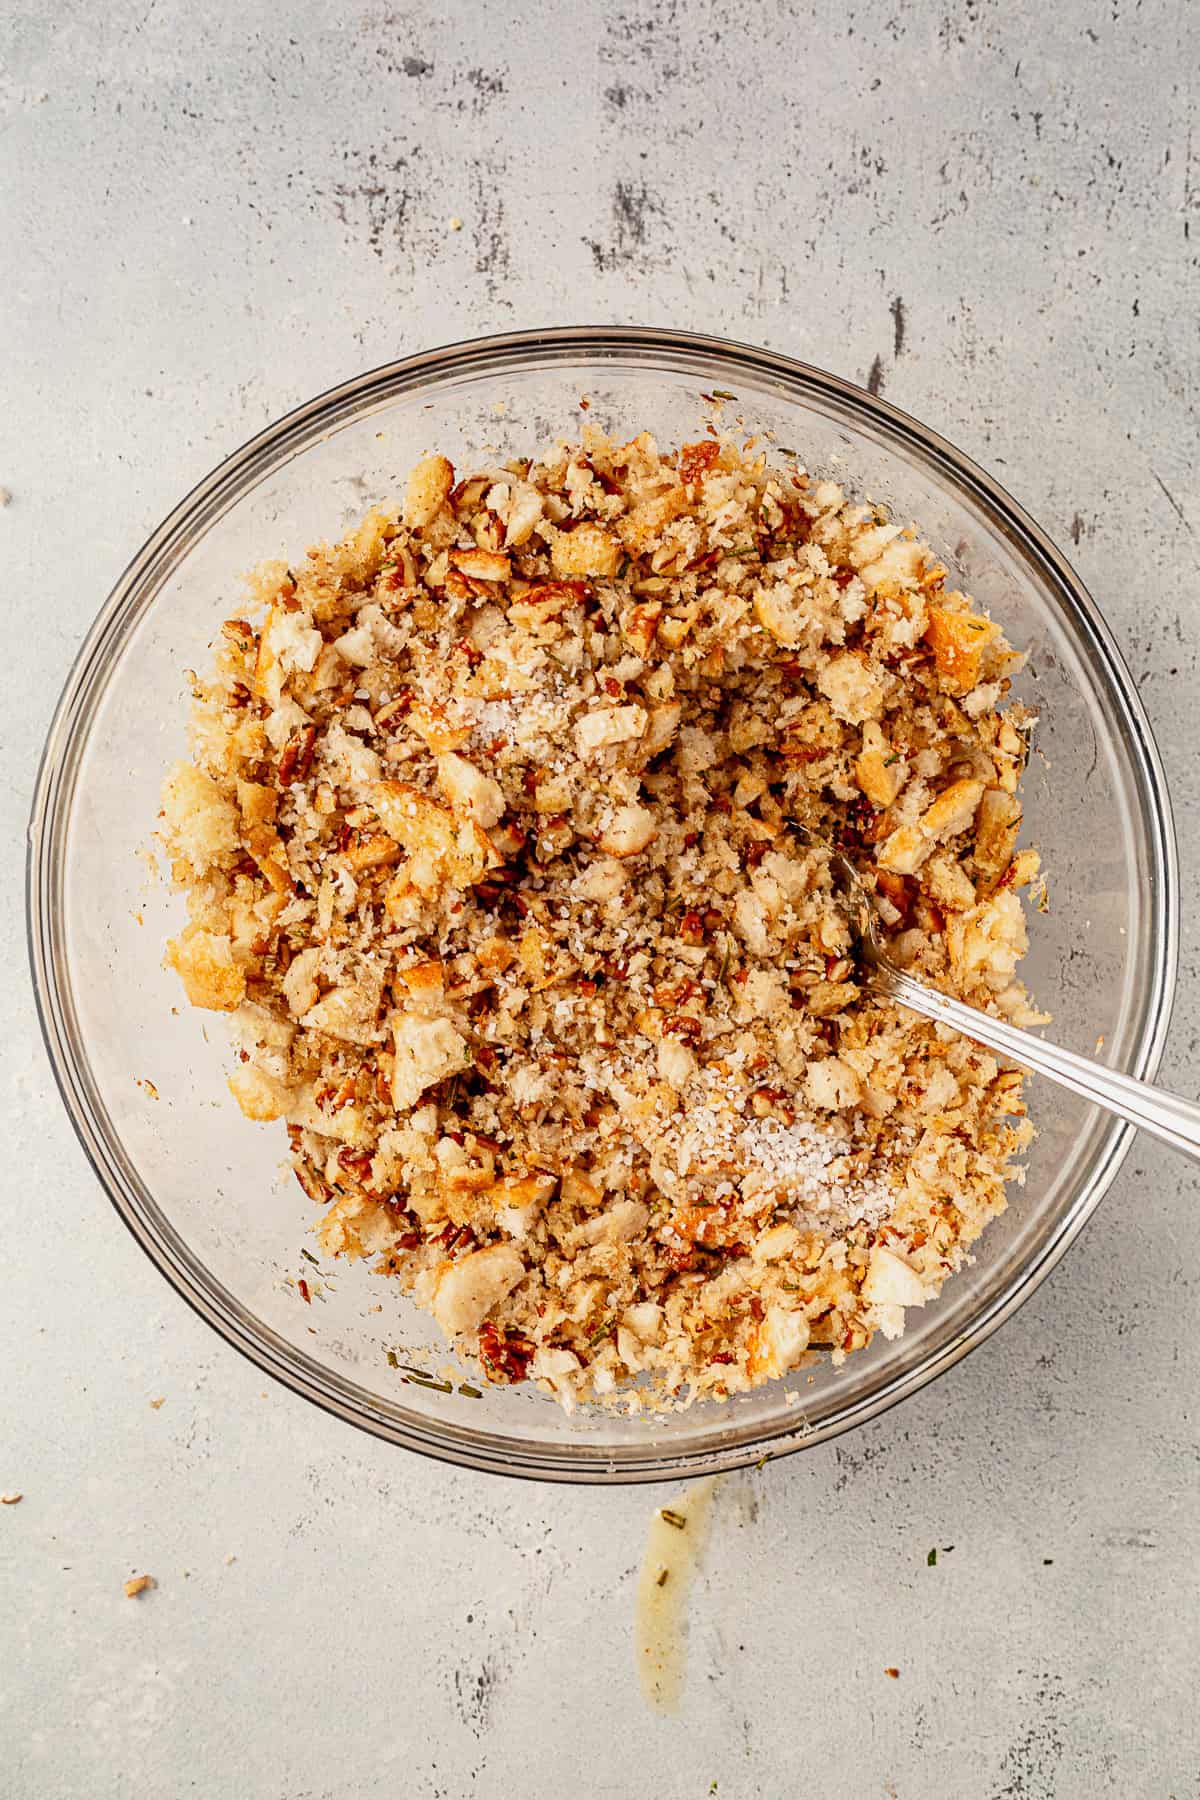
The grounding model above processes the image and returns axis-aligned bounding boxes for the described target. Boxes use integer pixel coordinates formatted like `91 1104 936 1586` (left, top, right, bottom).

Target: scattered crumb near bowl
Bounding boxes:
884 1666 900 1679
149 1396 166 1409
1 1492 23 1505
124 1573 155 1598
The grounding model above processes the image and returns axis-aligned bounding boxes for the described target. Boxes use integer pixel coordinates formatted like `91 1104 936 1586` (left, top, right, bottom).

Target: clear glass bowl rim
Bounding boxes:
27 325 1179 1484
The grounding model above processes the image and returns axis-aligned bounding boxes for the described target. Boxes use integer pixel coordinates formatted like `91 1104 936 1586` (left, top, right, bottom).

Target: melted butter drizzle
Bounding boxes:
634 1476 717 1712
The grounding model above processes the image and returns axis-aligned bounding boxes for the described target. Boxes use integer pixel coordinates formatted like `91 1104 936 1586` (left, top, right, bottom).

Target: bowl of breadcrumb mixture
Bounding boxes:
31 332 1176 1478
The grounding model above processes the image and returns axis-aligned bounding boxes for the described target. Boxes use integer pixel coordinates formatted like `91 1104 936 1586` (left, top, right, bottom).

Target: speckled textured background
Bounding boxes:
3 3 1199 1795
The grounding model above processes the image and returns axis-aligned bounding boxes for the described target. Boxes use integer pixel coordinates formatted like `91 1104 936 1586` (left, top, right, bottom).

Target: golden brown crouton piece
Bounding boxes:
925 602 998 694
974 787 1022 879
550 521 622 577
403 454 455 529
164 929 246 1011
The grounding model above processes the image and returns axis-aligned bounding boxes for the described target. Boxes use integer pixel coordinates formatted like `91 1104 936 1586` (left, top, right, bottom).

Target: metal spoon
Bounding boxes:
823 843 1200 1162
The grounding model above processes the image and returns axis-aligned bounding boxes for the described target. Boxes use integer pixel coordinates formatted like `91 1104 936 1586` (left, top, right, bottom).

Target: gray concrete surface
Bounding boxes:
3 2 1199 1795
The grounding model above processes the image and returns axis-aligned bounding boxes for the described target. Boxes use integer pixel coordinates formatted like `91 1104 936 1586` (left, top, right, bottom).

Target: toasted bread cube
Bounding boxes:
947 889 1028 991
372 780 497 895
236 779 277 829
253 606 322 706
491 1172 558 1210
560 1167 605 1210
407 703 472 754
317 1191 399 1260
877 823 928 875
753 582 806 648
862 1244 927 1307
399 960 446 1004
1009 847 1041 889
165 929 245 1011
747 1305 810 1380
343 833 401 875
245 822 292 894
641 701 682 758
517 925 550 985
160 762 239 874
391 1013 470 1110
846 521 904 569
854 722 905 807
489 1172 558 1239
575 704 647 757
436 752 506 828
751 1223 802 1265
228 887 287 957
574 1198 650 1247
597 802 657 858
432 1242 525 1335
923 852 977 912
227 1065 296 1121
657 606 699 650
816 651 884 724
857 535 926 592
281 947 322 1017
286 1086 372 1147
920 777 985 844
925 602 998 694
550 521 622 578
656 1036 695 1089
524 773 567 816
301 983 383 1046
450 547 511 582
974 787 1022 878
499 481 545 547
617 486 688 554
403 454 455 529
805 1055 862 1111
475 936 515 976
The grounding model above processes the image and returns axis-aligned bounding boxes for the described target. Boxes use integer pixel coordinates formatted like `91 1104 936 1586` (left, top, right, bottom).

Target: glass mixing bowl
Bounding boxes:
28 327 1177 1483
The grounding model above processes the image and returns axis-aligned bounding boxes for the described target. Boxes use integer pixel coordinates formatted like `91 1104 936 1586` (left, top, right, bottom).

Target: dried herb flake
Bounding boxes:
405 1373 454 1394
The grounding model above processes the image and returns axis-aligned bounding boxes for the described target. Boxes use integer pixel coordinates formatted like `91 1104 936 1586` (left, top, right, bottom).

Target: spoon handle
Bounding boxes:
872 965 1200 1163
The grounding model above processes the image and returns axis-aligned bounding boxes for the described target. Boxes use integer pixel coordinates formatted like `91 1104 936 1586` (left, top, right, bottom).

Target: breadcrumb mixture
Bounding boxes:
159 427 1039 1410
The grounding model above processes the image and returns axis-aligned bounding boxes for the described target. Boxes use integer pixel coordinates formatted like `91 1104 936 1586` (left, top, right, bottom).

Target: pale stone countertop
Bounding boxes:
3 3 1198 1795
